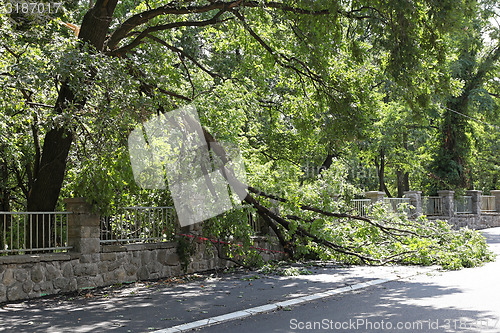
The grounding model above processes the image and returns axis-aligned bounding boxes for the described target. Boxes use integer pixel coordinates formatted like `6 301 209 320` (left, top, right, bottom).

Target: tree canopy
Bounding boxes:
0 0 499 268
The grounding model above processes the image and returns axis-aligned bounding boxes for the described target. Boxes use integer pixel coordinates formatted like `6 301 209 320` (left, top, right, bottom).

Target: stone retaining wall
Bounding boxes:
0 198 283 303
0 237 283 303
428 213 500 230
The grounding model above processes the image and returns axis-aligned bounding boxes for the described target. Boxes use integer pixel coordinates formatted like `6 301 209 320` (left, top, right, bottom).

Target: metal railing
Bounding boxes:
422 196 443 215
383 197 410 213
455 196 472 214
481 196 496 212
248 211 265 235
352 199 371 217
100 206 176 244
0 212 71 255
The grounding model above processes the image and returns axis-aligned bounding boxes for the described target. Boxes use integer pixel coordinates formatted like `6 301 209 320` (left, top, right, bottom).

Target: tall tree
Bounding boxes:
2 0 493 263
431 2 500 190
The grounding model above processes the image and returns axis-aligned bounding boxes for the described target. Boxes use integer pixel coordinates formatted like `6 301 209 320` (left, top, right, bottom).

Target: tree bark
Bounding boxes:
26 0 118 249
434 43 500 189
375 149 392 197
396 169 409 197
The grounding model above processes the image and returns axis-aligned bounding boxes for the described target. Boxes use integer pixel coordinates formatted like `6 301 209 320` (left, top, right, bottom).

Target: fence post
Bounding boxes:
466 190 482 216
404 191 422 218
64 198 100 254
365 191 385 203
437 190 455 217
491 190 500 213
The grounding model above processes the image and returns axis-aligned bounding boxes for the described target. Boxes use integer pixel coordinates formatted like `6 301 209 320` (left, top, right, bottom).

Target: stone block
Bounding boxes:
101 245 126 253
170 266 181 277
0 284 6 302
115 268 126 282
100 253 116 261
22 280 34 294
103 271 116 284
365 191 385 203
165 253 180 266
137 267 149 280
148 262 162 274
3 268 15 286
80 254 93 263
74 263 98 277
79 239 100 254
92 275 104 287
68 278 77 291
62 262 74 278
124 263 138 276
157 249 168 265
54 277 71 290
14 269 29 282
98 261 110 273
7 283 27 301
31 266 44 283
125 244 145 251
76 277 96 289
106 260 122 272
46 264 61 280
140 251 151 263
161 266 171 277
39 281 54 292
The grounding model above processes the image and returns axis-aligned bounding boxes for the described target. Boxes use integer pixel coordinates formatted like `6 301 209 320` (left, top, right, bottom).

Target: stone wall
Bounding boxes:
0 198 284 303
428 213 500 230
0 237 283 303
400 190 500 229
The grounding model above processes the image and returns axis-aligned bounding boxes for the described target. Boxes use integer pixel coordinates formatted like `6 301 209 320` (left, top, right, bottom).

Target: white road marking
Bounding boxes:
151 275 415 333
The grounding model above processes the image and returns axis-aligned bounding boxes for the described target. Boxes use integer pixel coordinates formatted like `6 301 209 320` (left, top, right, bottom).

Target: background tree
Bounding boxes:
431 1 500 191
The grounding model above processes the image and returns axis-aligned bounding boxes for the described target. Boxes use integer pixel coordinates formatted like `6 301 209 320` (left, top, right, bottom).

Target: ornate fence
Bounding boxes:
0 212 71 255
454 196 472 214
482 196 496 212
423 196 443 215
351 197 410 217
100 206 176 244
352 199 371 217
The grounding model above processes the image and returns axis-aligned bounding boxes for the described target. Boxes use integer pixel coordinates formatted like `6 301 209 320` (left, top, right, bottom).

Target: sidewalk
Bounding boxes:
0 258 437 333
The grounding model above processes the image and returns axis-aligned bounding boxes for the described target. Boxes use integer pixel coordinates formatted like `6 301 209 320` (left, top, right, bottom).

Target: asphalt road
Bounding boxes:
1 228 499 333
200 227 500 333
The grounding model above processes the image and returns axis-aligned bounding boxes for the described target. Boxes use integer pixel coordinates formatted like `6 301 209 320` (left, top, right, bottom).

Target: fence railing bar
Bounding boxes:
99 207 176 245
0 246 72 254
0 212 71 255
0 212 72 215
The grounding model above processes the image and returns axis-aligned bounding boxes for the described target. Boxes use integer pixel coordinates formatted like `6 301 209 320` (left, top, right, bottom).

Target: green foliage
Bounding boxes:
201 204 265 268
286 200 494 269
0 0 497 273
176 235 196 273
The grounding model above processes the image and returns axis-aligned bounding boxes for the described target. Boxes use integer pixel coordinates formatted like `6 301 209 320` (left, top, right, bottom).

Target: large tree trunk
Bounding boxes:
396 169 409 197
26 0 118 249
433 44 500 190
374 149 392 197
437 98 470 189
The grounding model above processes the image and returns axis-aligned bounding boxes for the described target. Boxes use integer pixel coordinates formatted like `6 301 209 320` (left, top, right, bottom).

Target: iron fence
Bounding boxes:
383 197 411 213
455 196 472 214
0 212 71 255
352 199 371 217
422 196 443 215
100 206 176 244
481 195 496 212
